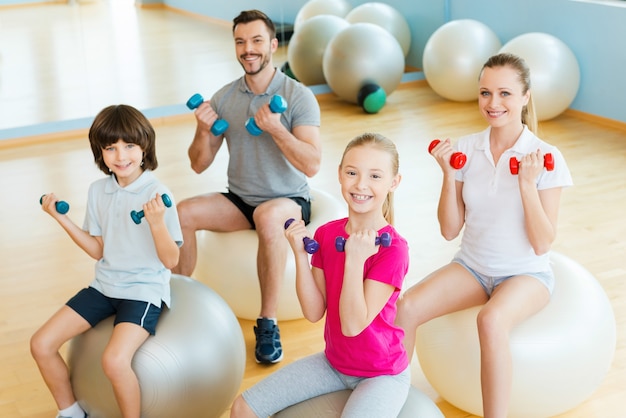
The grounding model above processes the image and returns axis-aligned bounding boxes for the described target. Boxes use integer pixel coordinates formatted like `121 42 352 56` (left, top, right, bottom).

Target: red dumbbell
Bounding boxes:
509 153 554 175
428 139 467 169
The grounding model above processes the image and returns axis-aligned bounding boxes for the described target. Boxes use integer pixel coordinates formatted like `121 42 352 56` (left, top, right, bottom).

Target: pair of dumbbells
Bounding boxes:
429 139 555 174
187 93 288 137
40 194 172 224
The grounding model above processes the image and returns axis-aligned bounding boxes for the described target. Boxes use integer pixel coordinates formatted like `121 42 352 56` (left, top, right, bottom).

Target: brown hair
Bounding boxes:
232 9 276 39
88 104 157 175
480 53 538 133
340 133 400 225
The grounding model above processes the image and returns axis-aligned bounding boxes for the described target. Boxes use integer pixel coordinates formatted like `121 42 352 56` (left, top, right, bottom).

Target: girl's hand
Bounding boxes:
284 218 312 255
142 193 167 226
518 149 545 185
344 229 378 262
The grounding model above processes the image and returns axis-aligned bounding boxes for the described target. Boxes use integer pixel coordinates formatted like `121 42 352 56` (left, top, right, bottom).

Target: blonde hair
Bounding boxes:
480 53 538 134
340 133 399 225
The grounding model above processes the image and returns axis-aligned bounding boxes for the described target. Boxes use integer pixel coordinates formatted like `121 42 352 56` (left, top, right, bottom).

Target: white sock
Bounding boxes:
57 401 86 418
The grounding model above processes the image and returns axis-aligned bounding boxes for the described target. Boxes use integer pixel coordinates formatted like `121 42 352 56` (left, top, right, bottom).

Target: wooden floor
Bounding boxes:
0 1 624 417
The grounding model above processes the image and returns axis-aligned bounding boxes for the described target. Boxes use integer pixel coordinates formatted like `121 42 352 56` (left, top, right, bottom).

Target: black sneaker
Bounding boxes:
254 318 283 364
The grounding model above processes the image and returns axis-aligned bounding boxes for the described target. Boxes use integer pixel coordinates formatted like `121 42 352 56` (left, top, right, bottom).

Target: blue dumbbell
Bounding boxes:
334 232 392 252
131 194 172 225
40 195 70 214
245 95 288 136
284 218 319 254
186 93 229 136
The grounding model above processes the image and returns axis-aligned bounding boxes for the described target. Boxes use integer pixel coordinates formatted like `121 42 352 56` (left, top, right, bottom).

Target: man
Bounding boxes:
173 9 321 364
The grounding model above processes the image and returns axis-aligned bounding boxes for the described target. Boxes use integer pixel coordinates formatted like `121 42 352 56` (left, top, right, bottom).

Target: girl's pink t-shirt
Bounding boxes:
311 218 409 377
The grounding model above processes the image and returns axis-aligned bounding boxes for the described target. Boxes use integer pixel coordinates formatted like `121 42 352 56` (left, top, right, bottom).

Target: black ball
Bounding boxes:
281 61 298 81
357 83 386 114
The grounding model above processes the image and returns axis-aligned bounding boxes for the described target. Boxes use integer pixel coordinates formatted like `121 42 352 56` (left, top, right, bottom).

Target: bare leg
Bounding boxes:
396 262 487 356
30 306 92 410
101 323 151 418
253 198 302 318
478 276 550 418
230 395 257 418
173 193 250 276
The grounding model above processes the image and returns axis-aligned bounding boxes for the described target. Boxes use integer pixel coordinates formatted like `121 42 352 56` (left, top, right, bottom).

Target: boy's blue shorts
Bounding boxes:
67 286 163 335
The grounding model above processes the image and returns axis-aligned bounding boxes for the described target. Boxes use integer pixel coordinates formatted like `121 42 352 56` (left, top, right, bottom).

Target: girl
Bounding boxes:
230 133 410 417
396 53 573 418
31 104 183 418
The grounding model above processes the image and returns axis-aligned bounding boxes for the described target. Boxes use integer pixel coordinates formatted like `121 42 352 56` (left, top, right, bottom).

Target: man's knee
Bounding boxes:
255 199 300 228
175 198 194 228
177 197 213 231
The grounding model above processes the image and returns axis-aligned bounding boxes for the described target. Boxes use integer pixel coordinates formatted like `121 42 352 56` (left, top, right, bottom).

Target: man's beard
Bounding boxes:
240 52 270 76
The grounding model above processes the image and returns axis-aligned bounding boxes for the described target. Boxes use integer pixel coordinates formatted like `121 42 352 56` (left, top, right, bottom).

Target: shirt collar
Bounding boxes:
103 170 155 194
238 67 283 96
475 125 533 154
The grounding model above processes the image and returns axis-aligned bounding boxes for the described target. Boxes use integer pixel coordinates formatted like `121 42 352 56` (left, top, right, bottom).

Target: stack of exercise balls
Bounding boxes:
344 2 411 57
422 19 580 120
287 0 410 114
287 15 350 86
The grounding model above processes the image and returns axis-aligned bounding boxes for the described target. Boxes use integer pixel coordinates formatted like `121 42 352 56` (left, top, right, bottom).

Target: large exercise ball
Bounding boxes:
345 2 411 57
423 19 501 102
499 32 580 121
293 0 352 33
194 189 346 320
68 275 246 418
273 385 443 417
415 252 616 418
288 15 350 86
323 23 405 104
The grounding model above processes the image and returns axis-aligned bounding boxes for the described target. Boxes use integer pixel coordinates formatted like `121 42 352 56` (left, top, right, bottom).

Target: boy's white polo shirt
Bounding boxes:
83 170 183 307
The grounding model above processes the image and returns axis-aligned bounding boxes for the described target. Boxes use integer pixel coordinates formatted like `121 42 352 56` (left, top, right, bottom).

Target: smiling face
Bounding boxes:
478 65 530 130
338 144 400 220
234 19 277 76
101 139 144 187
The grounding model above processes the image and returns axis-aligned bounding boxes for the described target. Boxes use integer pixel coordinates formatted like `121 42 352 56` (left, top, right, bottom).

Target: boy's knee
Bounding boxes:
101 350 131 380
30 331 53 361
29 333 44 360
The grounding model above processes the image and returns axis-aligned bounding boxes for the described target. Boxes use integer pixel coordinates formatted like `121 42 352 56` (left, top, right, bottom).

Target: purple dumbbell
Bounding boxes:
335 232 392 252
284 218 319 254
